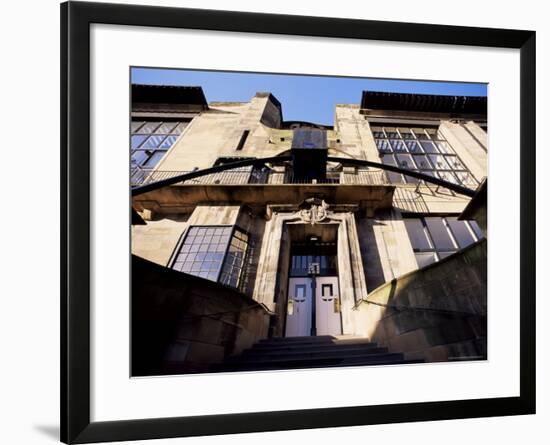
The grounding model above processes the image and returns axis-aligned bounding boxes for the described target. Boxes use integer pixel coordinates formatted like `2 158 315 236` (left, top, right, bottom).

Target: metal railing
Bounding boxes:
131 167 392 187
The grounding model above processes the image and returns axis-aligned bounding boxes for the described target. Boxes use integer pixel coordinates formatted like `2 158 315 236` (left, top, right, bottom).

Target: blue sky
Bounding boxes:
132 67 487 126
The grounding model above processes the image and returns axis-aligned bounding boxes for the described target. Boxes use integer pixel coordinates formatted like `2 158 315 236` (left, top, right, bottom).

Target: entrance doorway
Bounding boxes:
284 241 342 337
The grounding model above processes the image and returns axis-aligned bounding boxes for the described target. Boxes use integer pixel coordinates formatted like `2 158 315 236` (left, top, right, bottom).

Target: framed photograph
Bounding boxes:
61 1 536 443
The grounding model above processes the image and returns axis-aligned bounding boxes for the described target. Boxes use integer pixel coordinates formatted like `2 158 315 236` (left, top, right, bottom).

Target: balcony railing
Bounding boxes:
131 167 391 187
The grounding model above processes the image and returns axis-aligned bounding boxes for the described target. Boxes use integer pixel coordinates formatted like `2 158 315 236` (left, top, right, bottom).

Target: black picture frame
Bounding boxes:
61 1 536 443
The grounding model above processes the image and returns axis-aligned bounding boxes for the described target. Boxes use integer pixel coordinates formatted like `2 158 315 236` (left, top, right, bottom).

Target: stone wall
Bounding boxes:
132 255 271 376
352 239 487 362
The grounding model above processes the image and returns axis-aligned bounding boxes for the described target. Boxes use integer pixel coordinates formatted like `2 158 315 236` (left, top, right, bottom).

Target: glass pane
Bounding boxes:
413 129 429 139
131 135 148 149
404 219 432 250
155 122 178 133
446 156 465 170
131 150 149 167
141 135 166 149
398 128 413 139
425 128 438 139
425 217 455 250
390 139 407 152
420 141 438 153
415 252 437 268
447 217 476 248
171 122 189 134
382 154 403 183
435 141 453 154
395 153 416 170
131 121 145 132
384 128 398 138
438 171 459 184
428 154 450 170
438 252 455 260
412 154 432 170
469 221 484 240
405 140 422 153
376 139 392 153
143 150 166 167
159 135 178 148
139 121 161 133
455 171 477 187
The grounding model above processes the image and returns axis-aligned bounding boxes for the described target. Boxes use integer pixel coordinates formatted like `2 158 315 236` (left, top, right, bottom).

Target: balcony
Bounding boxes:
131 166 391 187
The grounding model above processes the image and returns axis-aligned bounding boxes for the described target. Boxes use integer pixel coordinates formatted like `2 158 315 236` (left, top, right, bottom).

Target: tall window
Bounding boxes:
372 126 478 188
171 225 249 289
404 216 483 268
131 120 189 172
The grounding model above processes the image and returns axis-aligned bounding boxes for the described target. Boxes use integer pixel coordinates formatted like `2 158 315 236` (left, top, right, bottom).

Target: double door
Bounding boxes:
285 276 341 337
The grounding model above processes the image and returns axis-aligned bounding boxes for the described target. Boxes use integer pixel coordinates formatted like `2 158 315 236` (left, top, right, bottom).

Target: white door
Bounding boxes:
285 278 312 337
316 277 342 336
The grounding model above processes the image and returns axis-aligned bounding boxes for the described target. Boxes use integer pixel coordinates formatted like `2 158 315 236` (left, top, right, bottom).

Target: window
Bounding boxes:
235 130 250 151
171 225 249 289
371 126 478 188
404 216 483 268
130 119 190 172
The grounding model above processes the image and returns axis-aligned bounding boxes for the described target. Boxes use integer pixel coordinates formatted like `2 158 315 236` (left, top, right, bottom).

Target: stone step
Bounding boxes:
228 347 390 363
253 338 375 349
258 335 338 344
213 355 422 372
241 344 386 357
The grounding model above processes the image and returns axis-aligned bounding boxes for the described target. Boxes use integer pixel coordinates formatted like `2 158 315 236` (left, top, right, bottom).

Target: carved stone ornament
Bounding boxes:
299 198 330 225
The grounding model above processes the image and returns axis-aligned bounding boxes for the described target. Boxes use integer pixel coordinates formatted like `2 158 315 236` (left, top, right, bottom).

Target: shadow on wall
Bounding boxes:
131 255 271 376
353 239 487 362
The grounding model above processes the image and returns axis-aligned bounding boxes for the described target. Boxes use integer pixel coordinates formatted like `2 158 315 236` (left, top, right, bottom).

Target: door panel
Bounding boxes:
315 276 342 336
285 278 312 337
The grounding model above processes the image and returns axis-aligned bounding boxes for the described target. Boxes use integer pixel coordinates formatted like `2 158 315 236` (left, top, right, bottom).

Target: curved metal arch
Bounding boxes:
131 155 476 198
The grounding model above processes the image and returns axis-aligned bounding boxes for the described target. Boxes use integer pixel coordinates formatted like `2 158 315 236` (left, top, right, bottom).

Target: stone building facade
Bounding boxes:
131 84 487 375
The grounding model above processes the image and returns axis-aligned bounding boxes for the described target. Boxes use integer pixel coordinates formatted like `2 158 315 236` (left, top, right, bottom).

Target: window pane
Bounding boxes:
155 122 178 133
404 219 432 250
435 141 453 154
131 135 148 149
381 154 403 183
395 153 416 170
438 171 459 184
447 217 476 248
398 128 413 139
159 135 178 148
171 122 189 134
139 121 161 133
438 252 455 260
469 221 484 239
445 156 465 170
390 139 407 152
424 217 455 250
428 154 450 170
376 139 392 153
413 129 429 139
420 141 438 153
455 171 477 187
141 135 166 148
412 154 432 170
385 129 398 138
405 140 422 153
415 252 437 268
143 151 166 167
131 121 145 132
131 150 149 167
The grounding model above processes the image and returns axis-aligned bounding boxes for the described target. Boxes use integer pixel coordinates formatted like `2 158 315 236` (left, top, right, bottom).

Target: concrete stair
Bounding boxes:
211 335 423 372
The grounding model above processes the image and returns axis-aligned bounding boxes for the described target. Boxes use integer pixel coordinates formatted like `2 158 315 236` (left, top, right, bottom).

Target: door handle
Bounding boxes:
333 298 341 313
